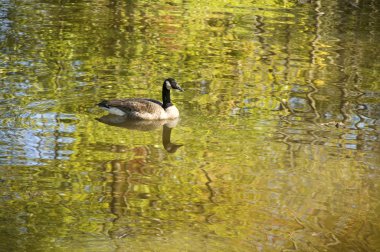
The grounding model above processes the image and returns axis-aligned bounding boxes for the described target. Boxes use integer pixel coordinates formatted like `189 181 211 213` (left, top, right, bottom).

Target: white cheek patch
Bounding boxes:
165 81 172 90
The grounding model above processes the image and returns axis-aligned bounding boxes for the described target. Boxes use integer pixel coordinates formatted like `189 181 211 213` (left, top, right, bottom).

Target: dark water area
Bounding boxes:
0 0 379 251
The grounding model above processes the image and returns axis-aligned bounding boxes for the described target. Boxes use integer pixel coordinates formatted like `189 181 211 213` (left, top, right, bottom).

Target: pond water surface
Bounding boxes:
0 0 379 251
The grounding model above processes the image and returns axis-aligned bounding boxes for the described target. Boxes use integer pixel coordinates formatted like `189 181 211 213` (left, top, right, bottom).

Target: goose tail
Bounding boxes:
97 100 109 108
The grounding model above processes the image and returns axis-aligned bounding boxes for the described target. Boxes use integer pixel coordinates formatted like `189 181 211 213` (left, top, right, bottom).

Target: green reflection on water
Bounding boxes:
0 0 379 251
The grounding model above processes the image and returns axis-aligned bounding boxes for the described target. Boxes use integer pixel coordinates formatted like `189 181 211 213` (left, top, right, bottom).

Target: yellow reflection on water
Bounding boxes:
0 0 379 251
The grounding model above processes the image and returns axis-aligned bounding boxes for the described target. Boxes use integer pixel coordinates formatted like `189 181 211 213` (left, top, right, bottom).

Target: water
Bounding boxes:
0 0 379 251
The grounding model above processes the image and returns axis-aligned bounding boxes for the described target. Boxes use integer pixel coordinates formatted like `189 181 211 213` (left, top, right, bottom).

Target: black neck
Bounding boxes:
162 84 172 109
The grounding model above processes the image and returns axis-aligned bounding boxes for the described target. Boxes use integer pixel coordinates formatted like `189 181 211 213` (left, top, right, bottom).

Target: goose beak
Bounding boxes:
176 85 184 92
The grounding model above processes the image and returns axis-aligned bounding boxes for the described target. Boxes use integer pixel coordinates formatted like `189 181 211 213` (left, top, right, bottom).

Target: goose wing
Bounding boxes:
103 98 163 114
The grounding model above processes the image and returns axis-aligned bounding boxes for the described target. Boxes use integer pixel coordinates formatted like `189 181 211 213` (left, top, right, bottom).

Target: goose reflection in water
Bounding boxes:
95 115 184 238
96 114 183 153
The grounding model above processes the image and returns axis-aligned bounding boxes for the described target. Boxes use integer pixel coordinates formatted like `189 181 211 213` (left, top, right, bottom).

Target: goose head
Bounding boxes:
164 78 184 92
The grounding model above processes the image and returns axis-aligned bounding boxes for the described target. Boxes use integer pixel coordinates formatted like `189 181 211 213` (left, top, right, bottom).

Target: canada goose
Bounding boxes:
98 78 183 120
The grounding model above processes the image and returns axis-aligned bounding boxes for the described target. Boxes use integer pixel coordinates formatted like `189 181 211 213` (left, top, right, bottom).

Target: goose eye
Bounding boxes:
165 81 172 90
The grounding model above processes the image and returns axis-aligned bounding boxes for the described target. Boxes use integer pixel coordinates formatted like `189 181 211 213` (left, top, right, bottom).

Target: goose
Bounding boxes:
98 78 183 120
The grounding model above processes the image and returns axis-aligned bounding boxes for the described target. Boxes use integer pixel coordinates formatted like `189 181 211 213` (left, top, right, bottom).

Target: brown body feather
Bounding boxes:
105 98 164 114
99 98 179 120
